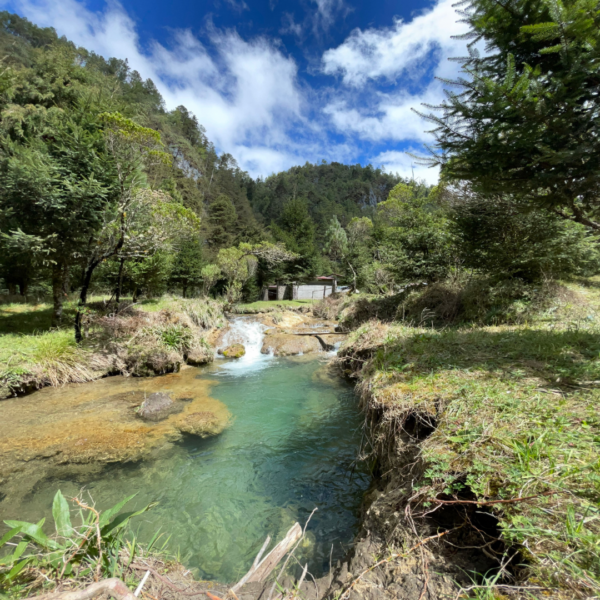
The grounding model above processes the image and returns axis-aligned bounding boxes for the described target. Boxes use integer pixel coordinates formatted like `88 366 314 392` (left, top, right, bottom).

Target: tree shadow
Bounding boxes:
0 305 75 335
379 326 600 387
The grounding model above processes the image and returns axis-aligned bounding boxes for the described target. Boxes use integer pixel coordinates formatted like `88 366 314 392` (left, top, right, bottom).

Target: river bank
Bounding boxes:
0 305 369 599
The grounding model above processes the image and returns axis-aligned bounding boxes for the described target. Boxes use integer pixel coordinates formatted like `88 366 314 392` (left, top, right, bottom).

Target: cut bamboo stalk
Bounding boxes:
231 523 302 593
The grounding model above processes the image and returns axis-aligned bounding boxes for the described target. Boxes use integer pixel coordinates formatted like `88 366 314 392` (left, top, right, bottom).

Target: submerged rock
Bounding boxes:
138 392 179 421
176 411 222 436
221 343 246 358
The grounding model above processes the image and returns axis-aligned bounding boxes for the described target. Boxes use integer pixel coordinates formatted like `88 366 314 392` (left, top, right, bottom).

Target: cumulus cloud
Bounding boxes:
3 0 309 176
321 0 469 153
322 0 467 85
373 150 440 185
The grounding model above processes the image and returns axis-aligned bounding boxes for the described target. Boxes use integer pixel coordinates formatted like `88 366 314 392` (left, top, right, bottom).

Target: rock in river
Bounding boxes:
186 346 214 366
261 334 322 356
138 392 180 421
221 344 246 358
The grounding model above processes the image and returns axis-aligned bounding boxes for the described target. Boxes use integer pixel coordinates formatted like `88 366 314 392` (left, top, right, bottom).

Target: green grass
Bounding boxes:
233 299 313 313
342 281 600 598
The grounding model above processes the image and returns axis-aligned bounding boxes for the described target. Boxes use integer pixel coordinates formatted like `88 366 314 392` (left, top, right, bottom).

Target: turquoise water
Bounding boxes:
2 354 369 583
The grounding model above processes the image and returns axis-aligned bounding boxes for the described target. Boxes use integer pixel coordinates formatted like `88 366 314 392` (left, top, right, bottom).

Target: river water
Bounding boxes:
0 320 370 583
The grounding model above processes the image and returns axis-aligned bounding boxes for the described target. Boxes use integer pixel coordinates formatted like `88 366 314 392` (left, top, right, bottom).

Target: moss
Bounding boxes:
222 343 246 358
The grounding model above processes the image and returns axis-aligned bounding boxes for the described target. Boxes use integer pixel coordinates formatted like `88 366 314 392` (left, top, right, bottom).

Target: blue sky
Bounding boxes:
1 0 470 182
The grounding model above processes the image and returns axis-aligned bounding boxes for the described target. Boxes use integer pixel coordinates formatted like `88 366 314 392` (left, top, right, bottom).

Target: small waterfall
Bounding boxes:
216 318 272 373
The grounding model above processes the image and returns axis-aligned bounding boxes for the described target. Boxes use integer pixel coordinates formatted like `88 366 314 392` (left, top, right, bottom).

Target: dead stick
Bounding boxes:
24 578 137 600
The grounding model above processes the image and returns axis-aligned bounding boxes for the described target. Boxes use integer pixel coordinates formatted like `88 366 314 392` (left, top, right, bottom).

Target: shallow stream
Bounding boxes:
0 319 370 583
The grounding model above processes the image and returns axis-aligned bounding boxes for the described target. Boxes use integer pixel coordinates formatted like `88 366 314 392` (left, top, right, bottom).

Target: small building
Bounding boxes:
262 275 342 301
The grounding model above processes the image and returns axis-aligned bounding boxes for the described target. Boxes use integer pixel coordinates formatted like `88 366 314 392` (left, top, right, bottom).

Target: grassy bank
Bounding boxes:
0 296 226 400
232 299 314 314
336 280 600 599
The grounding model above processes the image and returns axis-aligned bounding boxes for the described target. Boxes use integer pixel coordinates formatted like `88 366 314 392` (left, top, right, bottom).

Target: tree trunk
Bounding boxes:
7 282 16 295
115 257 125 312
132 287 139 303
75 262 97 343
51 263 67 327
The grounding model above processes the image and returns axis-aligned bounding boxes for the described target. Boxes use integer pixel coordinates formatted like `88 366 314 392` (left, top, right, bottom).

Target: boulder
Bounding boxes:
186 346 214 366
221 344 246 358
138 392 179 422
261 334 322 356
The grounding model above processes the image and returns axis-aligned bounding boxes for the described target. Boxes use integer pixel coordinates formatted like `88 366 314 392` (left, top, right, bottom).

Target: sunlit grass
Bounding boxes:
342 282 600 597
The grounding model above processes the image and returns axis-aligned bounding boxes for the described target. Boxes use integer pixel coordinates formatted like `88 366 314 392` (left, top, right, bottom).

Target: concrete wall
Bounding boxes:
295 285 333 300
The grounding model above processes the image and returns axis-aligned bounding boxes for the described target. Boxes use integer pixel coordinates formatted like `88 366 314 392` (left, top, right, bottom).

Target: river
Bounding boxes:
0 318 370 583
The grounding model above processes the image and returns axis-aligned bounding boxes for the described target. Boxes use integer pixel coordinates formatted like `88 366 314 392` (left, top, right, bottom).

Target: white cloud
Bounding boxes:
321 0 470 146
311 0 348 31
4 0 308 176
223 0 249 13
373 150 440 185
280 12 303 37
322 0 467 86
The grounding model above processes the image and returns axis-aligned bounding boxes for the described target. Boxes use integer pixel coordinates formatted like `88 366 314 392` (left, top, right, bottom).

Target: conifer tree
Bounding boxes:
421 0 600 229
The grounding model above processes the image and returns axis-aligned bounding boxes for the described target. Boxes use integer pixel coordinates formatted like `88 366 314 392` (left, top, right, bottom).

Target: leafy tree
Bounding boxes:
73 113 172 340
169 236 205 297
217 242 297 304
200 264 222 296
421 0 600 229
374 183 455 283
270 198 319 282
0 109 116 325
206 193 237 249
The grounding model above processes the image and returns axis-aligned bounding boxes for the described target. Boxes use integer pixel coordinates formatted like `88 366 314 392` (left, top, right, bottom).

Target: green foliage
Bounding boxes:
249 162 404 243
450 188 600 281
374 183 455 283
159 324 193 352
206 193 237 249
423 0 600 229
0 490 156 594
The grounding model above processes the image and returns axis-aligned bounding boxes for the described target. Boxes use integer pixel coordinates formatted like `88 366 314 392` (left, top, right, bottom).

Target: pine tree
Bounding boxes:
420 0 600 229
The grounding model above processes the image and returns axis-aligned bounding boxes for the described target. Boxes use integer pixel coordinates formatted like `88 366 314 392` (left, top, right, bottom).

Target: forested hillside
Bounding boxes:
248 162 404 236
0 12 424 312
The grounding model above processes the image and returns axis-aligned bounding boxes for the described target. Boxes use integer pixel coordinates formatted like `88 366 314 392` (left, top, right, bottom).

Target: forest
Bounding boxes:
1 9 599 335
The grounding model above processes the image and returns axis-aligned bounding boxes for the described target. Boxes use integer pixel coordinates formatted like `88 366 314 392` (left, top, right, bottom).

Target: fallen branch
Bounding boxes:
231 523 302 593
25 578 137 600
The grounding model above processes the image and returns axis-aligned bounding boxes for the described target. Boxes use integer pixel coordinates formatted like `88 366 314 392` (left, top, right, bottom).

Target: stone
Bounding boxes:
261 334 322 356
138 392 178 422
186 346 214 366
176 411 221 436
221 344 246 358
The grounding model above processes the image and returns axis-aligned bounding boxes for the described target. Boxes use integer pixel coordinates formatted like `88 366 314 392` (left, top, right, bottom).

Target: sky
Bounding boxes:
0 0 471 183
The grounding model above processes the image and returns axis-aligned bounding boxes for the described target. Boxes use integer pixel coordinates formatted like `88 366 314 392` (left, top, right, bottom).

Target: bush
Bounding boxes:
450 191 600 281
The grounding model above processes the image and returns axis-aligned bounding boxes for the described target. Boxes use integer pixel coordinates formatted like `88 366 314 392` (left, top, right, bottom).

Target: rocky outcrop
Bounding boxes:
186 346 214 366
221 344 246 358
138 392 180 421
261 334 322 356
